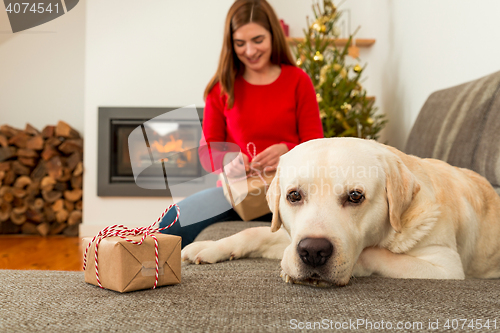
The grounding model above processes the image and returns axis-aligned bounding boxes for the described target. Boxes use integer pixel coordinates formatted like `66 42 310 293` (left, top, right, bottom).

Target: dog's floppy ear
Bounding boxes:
266 167 282 232
384 155 420 233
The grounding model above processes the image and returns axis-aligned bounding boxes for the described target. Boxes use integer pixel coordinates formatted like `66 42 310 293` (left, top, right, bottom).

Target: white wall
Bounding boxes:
383 0 500 147
0 1 85 134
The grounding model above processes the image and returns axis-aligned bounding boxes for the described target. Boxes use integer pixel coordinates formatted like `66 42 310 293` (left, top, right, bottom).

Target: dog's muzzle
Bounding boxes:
297 238 333 268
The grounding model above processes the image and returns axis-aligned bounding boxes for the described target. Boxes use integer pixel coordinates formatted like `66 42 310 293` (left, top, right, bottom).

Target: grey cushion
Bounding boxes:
2 266 500 332
406 70 500 194
194 221 271 242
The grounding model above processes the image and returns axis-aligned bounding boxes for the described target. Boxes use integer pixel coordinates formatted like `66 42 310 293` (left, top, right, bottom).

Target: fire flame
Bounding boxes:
150 135 192 167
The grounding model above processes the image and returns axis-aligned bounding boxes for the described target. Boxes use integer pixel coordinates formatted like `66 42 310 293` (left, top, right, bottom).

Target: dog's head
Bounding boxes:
266 138 420 287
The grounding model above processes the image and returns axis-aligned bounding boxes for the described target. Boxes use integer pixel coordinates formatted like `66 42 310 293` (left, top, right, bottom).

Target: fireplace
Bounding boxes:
97 107 218 197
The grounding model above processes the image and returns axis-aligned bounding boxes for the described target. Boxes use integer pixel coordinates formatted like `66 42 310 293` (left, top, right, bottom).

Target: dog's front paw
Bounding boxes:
181 240 233 265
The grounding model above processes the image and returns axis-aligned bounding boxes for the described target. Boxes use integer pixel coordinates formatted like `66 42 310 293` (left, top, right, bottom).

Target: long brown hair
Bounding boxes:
204 0 296 109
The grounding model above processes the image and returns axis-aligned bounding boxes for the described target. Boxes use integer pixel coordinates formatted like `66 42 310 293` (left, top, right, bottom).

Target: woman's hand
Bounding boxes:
250 144 288 173
223 152 250 178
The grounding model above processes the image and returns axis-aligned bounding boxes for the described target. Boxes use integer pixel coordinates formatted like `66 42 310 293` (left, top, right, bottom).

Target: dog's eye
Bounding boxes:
287 191 302 203
348 190 364 204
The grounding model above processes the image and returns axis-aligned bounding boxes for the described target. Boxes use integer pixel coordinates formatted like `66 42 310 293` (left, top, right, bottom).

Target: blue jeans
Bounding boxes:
159 187 272 248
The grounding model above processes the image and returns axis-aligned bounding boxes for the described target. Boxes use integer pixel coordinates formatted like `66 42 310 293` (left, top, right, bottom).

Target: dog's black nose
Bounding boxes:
297 238 333 267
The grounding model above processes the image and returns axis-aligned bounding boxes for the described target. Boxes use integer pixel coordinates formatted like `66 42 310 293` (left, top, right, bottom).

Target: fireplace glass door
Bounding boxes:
110 120 202 183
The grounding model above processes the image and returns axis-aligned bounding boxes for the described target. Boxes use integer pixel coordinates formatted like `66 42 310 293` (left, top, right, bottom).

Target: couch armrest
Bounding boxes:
405 70 500 192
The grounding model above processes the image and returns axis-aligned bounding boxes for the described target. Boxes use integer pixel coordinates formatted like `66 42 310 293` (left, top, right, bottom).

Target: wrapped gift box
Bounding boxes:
220 171 275 221
82 234 181 292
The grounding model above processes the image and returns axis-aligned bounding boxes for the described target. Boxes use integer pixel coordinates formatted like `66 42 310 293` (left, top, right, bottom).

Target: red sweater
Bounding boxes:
200 64 324 173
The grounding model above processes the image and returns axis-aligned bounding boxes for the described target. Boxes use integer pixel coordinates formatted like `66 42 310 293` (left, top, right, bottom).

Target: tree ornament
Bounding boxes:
353 64 362 73
312 22 322 32
313 51 324 62
296 58 303 66
340 102 352 112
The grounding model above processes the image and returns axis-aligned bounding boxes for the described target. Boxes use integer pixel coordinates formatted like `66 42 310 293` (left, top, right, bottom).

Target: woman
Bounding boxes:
160 0 323 247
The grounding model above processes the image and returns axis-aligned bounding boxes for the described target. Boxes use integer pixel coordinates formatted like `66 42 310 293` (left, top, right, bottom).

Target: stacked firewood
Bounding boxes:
0 121 83 236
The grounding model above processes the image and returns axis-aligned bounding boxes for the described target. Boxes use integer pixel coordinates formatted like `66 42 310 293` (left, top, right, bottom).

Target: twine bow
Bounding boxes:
227 142 269 187
83 204 180 290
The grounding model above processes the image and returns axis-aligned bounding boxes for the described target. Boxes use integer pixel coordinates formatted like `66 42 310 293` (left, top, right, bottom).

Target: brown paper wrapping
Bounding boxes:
220 171 275 221
82 234 181 292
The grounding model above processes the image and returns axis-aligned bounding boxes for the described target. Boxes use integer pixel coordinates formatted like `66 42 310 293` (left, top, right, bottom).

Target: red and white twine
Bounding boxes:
228 142 269 187
83 204 180 290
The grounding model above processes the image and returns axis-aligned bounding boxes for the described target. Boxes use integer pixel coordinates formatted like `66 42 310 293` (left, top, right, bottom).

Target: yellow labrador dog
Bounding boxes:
182 138 500 287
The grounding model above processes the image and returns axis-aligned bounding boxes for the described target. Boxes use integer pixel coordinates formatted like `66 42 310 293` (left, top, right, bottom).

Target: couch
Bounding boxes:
406 70 500 196
3 72 500 332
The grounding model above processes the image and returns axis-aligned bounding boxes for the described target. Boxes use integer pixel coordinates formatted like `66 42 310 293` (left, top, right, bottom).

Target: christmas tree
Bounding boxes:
290 0 387 140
